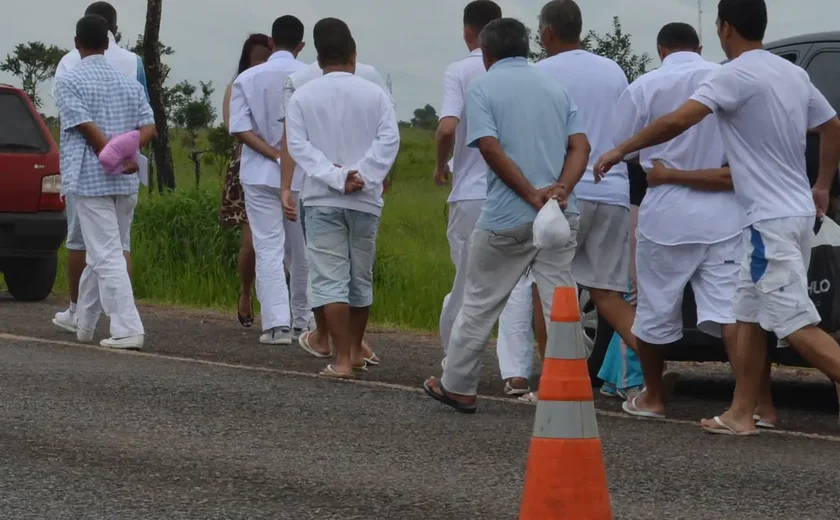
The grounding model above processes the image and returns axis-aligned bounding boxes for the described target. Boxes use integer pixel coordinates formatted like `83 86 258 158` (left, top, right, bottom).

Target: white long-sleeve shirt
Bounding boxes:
229 50 307 188
286 72 400 216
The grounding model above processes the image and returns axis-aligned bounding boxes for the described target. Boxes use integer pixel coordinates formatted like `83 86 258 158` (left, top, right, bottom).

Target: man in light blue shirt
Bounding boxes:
424 17 591 413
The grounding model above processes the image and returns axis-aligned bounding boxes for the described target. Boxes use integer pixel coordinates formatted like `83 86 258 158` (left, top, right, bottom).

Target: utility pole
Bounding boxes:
386 74 393 95
698 0 703 45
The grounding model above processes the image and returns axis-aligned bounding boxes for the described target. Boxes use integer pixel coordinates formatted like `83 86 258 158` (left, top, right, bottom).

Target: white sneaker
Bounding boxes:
52 309 78 333
76 328 94 343
260 327 292 345
100 335 144 350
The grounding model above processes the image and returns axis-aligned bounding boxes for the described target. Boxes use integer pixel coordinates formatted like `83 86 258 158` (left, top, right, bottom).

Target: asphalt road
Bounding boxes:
2 297 840 519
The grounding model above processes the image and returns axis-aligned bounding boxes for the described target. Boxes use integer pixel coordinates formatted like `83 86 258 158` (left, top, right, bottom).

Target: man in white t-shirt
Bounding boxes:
595 0 840 436
286 19 400 378
613 23 743 419
534 0 638 353
50 1 149 336
279 18 393 366
433 0 534 396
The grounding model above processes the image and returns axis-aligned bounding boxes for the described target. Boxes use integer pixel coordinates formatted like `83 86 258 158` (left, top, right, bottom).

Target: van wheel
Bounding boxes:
3 255 58 302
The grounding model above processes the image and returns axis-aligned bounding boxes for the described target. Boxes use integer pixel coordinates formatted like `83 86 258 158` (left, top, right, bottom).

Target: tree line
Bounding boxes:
406 16 651 131
2 4 650 189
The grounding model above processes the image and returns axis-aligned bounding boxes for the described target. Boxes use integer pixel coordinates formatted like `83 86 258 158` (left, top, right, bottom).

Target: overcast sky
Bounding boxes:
2 0 838 120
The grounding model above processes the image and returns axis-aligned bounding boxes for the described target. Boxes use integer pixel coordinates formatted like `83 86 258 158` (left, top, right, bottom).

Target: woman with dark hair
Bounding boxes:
219 33 271 327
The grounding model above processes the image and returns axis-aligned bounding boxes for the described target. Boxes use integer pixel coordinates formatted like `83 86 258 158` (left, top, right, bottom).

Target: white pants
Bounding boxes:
243 184 291 331
75 194 143 338
283 192 312 330
438 200 534 379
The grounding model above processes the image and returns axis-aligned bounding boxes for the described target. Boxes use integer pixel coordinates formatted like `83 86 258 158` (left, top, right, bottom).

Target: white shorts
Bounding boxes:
65 193 134 252
733 216 821 339
573 200 631 292
633 233 741 345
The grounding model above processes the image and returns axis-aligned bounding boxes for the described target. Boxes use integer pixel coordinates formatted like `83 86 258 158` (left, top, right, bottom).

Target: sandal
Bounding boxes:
423 378 477 414
504 381 531 397
622 394 666 420
701 416 759 437
237 291 254 328
319 364 356 379
518 391 539 403
298 330 332 359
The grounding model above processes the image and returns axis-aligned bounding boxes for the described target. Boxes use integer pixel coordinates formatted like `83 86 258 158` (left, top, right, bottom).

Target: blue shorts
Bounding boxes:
304 206 380 308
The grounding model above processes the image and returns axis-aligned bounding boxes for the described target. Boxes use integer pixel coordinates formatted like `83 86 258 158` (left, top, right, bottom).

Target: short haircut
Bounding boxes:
84 1 117 34
76 14 110 51
479 18 530 61
656 22 700 50
463 0 502 33
717 0 767 41
271 15 305 49
313 18 356 67
538 0 583 43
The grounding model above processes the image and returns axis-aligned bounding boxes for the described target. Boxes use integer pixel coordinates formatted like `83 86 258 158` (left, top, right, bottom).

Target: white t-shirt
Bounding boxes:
614 52 741 245
534 50 630 208
691 49 837 226
439 49 488 203
286 72 400 217
52 32 146 100
284 60 395 191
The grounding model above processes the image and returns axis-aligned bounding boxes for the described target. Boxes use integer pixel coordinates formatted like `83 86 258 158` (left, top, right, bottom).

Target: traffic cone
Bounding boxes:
519 286 613 520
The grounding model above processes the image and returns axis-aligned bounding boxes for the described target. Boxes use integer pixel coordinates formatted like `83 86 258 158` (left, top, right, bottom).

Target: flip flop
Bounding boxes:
353 361 369 373
423 378 477 414
237 291 254 328
298 330 331 359
364 353 380 366
753 414 776 429
622 395 666 420
701 416 759 437
318 364 356 379
504 382 531 397
518 391 539 403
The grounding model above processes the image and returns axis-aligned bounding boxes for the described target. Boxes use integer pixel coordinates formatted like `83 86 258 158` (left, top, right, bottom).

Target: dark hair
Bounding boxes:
463 0 502 33
656 22 700 50
271 15 305 50
236 33 271 75
313 18 356 67
717 0 767 41
479 18 530 61
76 14 110 50
538 0 582 43
84 2 117 34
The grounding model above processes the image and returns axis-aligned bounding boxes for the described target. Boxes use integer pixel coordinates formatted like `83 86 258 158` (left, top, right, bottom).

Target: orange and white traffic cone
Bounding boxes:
519 286 613 520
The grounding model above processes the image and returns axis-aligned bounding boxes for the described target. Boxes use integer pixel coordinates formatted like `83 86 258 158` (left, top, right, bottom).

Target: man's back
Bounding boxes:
466 58 581 231
55 55 151 197
440 50 488 203
691 49 836 225
285 60 394 106
535 50 629 207
616 52 740 245
52 33 146 99
231 51 307 186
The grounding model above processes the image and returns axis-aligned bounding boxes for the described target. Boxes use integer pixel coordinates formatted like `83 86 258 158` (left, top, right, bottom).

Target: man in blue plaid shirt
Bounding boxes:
54 14 157 350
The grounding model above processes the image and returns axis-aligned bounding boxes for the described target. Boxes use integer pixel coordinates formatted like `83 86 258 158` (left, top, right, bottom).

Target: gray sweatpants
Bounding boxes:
441 217 579 396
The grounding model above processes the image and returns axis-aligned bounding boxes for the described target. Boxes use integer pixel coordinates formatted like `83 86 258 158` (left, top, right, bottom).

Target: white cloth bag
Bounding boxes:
533 199 571 249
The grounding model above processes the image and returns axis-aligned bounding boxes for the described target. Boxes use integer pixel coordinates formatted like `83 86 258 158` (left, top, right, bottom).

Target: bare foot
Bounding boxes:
753 406 777 428
425 377 476 406
507 377 529 390
361 339 379 362
307 329 331 357
237 291 253 326
631 390 665 417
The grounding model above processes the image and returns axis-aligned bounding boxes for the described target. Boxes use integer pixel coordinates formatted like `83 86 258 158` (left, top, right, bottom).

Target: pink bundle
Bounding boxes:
99 130 140 175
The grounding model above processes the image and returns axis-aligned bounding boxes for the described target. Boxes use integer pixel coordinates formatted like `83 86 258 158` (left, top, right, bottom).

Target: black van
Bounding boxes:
585 31 840 382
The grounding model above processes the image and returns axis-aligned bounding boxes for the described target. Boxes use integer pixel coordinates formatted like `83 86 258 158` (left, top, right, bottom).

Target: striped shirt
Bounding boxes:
55 55 154 197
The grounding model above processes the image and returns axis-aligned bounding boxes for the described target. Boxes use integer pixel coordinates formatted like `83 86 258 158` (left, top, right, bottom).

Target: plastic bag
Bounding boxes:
533 199 571 249
99 130 140 175
808 216 840 333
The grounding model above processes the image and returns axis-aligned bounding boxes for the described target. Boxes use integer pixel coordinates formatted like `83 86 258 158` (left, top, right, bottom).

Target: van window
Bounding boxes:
0 91 49 153
779 52 798 63
806 51 840 111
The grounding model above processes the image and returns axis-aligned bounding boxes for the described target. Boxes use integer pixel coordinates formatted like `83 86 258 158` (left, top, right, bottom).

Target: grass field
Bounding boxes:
5 127 456 331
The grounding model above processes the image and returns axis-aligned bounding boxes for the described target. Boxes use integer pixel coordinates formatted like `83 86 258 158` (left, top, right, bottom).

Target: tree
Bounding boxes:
142 0 176 192
530 16 652 82
1 42 67 108
170 80 217 186
410 104 438 131
206 123 236 176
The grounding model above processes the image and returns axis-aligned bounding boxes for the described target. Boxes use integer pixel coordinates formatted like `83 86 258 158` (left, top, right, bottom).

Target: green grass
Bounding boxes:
27 127 454 331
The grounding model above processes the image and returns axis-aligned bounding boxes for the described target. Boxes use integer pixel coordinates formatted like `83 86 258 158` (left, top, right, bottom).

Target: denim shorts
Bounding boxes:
304 206 380 308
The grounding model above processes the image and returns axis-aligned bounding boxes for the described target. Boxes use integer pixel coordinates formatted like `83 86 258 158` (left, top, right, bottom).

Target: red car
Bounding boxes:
0 83 66 301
